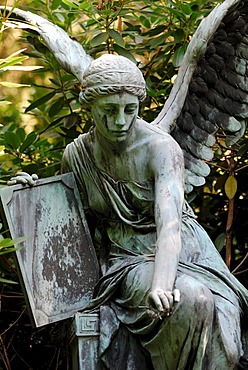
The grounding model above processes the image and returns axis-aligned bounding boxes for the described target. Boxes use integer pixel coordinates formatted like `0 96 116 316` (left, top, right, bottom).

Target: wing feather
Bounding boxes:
0 6 92 83
154 0 248 192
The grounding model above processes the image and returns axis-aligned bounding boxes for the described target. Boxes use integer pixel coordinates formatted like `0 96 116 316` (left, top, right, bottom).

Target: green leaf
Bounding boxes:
62 0 78 9
79 1 92 10
25 91 57 113
1 48 27 60
113 44 136 64
48 97 65 117
166 7 186 22
4 131 21 150
22 163 39 174
16 127 26 143
0 101 12 105
0 236 25 248
237 141 248 157
90 32 108 47
0 247 23 255
3 66 43 71
142 25 166 37
139 15 151 28
0 81 30 88
0 277 18 284
172 43 187 67
64 112 79 128
108 29 125 47
214 233 226 252
51 0 62 9
174 29 185 43
181 3 192 15
19 132 38 153
0 56 28 69
225 175 237 200
149 34 167 48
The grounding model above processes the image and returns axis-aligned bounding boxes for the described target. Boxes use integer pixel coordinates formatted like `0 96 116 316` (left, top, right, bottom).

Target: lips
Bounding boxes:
110 130 128 134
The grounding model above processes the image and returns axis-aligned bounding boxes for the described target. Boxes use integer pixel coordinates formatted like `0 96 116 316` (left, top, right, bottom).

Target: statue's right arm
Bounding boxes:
7 172 38 186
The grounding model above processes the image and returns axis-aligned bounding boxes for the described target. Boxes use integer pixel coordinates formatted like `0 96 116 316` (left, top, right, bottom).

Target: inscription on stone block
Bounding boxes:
0 173 99 327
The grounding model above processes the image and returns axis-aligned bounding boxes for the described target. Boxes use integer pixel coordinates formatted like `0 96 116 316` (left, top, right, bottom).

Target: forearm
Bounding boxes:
152 228 181 291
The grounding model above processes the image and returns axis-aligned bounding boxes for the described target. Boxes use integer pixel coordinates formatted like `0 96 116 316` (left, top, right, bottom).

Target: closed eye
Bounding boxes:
125 105 138 114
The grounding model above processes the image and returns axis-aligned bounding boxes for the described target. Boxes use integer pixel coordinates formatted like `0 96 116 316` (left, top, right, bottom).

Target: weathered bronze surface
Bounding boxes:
0 173 99 327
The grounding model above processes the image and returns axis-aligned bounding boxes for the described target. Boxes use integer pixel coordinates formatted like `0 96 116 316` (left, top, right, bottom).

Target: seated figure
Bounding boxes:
60 54 248 370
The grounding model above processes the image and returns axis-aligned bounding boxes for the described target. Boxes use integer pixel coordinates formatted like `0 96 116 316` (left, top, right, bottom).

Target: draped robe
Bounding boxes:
62 126 248 370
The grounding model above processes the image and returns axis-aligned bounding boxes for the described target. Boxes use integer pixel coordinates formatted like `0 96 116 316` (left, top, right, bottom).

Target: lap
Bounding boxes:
118 260 215 309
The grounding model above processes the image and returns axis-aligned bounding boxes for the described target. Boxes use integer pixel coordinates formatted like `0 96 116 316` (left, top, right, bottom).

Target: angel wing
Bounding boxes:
1 2 247 194
0 6 93 83
152 0 248 193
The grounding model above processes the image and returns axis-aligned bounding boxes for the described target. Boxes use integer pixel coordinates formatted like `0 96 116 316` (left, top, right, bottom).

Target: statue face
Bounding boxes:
91 93 139 143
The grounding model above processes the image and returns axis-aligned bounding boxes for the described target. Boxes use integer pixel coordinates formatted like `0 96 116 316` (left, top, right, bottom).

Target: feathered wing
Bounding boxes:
0 6 93 83
1 3 247 194
152 0 248 193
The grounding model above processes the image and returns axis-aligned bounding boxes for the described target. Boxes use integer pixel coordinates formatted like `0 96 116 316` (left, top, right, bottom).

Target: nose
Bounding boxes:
115 109 126 127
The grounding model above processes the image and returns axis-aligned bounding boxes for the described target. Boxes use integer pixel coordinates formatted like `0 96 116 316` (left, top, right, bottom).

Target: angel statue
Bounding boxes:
1 0 248 369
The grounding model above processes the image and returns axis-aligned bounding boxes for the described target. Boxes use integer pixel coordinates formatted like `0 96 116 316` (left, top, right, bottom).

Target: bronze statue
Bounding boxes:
3 1 248 368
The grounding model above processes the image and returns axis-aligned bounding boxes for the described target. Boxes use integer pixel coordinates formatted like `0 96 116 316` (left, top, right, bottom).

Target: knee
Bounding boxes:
177 276 215 319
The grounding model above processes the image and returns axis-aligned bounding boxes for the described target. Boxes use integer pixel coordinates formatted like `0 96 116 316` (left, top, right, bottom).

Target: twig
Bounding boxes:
225 197 234 269
0 306 26 337
232 252 248 274
233 268 248 276
0 335 11 370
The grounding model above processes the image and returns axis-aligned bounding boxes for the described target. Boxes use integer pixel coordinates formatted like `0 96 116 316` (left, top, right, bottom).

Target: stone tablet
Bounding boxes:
0 173 99 327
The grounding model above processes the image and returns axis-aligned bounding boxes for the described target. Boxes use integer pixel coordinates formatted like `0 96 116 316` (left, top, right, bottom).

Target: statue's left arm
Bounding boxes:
147 134 184 315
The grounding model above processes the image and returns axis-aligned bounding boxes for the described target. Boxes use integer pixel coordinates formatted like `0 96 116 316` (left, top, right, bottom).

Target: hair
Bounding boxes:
79 54 146 106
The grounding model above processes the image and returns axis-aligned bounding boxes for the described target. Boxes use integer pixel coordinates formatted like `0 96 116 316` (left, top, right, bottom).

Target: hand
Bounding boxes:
7 172 38 186
147 288 180 318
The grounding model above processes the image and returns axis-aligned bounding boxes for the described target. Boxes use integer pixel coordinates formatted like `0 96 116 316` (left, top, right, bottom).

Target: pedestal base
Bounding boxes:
70 312 102 370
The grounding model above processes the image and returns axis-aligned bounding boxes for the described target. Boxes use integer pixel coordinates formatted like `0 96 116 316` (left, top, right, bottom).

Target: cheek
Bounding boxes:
103 115 108 128
128 115 136 128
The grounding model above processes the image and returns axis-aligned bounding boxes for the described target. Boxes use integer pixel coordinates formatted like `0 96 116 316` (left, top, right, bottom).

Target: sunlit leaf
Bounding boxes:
0 277 18 284
62 0 78 9
0 81 30 87
0 56 28 69
2 66 43 71
225 175 237 200
0 236 25 248
0 101 12 105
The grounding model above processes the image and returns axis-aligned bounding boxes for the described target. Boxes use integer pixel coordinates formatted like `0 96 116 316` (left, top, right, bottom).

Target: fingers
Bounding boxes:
7 172 38 186
147 288 180 317
173 288 180 303
148 290 171 312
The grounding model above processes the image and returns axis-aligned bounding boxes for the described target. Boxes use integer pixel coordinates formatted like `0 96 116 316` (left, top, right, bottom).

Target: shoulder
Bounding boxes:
135 119 183 156
64 132 90 155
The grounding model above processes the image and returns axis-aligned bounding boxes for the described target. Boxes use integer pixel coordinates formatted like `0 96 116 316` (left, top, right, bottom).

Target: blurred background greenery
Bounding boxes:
0 1 247 368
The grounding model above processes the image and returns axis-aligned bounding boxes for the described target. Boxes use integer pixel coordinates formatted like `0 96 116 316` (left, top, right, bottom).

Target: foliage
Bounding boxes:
0 0 247 368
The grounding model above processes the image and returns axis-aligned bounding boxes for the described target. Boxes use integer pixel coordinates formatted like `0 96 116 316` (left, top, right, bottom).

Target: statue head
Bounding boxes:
79 54 146 106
